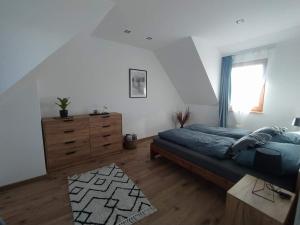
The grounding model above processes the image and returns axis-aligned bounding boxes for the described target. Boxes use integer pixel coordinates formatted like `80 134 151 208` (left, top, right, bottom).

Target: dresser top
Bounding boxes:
42 112 121 122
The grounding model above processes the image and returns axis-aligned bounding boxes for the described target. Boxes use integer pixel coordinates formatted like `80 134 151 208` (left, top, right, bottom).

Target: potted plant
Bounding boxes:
176 107 191 128
56 97 71 118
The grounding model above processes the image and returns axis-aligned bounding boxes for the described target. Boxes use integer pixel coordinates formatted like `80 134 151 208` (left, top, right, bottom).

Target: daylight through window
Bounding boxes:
230 60 267 113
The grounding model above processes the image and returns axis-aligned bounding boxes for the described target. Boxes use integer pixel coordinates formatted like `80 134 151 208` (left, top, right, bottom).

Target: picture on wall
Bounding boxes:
129 69 147 98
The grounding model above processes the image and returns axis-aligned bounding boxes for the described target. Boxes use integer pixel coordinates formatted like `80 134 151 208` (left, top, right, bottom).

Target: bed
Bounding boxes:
150 125 300 192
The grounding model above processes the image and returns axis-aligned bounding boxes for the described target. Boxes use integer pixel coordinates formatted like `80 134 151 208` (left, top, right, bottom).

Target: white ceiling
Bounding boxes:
0 0 113 36
94 0 300 52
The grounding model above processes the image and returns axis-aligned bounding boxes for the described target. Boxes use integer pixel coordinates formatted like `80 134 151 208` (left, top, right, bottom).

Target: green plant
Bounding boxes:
56 97 71 110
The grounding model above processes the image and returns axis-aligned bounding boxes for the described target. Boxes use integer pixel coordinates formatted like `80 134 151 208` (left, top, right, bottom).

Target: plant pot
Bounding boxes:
59 110 68 118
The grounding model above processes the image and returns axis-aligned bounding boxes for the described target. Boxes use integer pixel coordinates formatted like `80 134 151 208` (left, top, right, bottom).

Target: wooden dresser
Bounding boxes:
42 112 122 171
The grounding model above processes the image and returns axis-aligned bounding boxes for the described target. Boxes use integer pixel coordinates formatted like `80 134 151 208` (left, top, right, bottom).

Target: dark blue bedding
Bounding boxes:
234 142 300 175
185 124 251 139
159 124 300 176
158 128 235 159
153 137 297 192
271 132 300 145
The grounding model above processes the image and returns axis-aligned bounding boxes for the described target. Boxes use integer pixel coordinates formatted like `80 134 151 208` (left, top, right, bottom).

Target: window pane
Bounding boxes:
231 64 265 112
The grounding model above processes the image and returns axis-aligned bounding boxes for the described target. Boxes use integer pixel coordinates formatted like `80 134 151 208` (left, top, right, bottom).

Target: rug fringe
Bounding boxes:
117 206 157 225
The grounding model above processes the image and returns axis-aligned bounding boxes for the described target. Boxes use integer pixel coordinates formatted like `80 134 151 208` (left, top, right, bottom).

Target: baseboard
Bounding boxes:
0 174 47 191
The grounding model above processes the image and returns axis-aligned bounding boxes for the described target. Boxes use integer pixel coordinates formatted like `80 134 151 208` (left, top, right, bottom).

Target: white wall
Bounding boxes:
0 76 46 187
155 37 218 105
228 37 300 131
0 0 115 186
33 34 184 138
187 104 219 126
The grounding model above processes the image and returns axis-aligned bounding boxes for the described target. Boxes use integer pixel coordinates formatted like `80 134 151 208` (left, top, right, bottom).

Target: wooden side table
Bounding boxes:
225 175 296 225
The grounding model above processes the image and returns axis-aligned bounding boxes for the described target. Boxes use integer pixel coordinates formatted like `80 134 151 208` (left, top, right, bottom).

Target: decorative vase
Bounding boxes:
59 110 68 118
124 134 137 149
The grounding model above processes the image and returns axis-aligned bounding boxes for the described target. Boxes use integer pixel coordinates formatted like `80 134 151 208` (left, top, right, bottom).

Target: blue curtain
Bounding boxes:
219 56 233 127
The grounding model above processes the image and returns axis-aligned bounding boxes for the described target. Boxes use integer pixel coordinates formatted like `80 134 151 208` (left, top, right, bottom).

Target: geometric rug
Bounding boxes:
68 163 157 225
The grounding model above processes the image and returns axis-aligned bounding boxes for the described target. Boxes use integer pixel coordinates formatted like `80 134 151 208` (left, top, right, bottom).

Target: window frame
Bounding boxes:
231 59 268 113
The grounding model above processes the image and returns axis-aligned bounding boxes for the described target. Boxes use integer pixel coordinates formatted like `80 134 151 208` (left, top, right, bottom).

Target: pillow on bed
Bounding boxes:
271 132 300 145
231 132 272 153
253 126 287 136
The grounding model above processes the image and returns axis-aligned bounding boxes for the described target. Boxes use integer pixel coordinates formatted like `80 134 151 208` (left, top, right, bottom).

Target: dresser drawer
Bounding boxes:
46 144 90 170
42 113 123 171
89 114 121 128
90 135 122 147
91 142 122 156
46 138 90 152
43 117 89 135
90 125 121 136
45 128 90 145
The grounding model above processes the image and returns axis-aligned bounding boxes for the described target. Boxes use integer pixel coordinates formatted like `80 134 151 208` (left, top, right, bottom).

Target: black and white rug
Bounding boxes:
68 164 157 225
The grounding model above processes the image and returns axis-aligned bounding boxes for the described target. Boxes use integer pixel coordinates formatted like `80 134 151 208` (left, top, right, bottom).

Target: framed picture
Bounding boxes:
129 69 147 98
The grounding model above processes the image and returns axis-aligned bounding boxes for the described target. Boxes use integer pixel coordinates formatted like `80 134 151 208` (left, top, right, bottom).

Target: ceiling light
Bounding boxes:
235 18 245 24
146 37 153 40
124 29 132 34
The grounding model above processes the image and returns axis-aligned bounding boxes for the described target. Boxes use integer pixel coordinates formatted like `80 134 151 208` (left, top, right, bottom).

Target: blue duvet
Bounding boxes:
234 142 300 175
185 124 251 139
159 128 236 159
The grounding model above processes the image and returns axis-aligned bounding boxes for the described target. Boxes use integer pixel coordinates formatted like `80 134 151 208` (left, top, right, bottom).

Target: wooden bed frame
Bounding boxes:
150 142 234 190
150 142 300 192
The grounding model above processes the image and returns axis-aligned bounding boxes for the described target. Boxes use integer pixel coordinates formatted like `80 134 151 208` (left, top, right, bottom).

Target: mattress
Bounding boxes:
153 136 297 192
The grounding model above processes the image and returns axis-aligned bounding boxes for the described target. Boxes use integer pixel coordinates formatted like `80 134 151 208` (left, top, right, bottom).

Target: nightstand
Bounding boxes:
225 175 296 225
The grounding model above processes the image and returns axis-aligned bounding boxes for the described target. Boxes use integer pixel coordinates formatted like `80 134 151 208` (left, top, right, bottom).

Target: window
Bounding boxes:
230 59 267 113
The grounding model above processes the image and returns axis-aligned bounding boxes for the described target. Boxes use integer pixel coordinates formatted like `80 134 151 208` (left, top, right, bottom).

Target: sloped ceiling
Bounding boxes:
92 0 300 107
0 0 114 94
155 37 218 106
94 0 300 52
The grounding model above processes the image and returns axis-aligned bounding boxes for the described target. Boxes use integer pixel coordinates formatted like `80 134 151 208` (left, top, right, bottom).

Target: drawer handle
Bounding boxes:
65 140 76 144
103 143 111 147
63 119 74 122
102 115 110 118
65 151 76 155
103 134 111 138
102 125 111 128
64 129 74 133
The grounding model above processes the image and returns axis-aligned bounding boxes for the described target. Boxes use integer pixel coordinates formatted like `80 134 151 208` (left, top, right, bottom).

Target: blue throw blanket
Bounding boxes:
159 128 236 159
185 124 251 139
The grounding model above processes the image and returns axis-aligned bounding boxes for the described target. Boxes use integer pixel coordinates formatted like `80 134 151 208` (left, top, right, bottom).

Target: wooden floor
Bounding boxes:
0 140 226 225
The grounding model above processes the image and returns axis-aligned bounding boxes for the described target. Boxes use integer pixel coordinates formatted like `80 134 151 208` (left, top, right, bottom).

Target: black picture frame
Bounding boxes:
129 69 147 98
